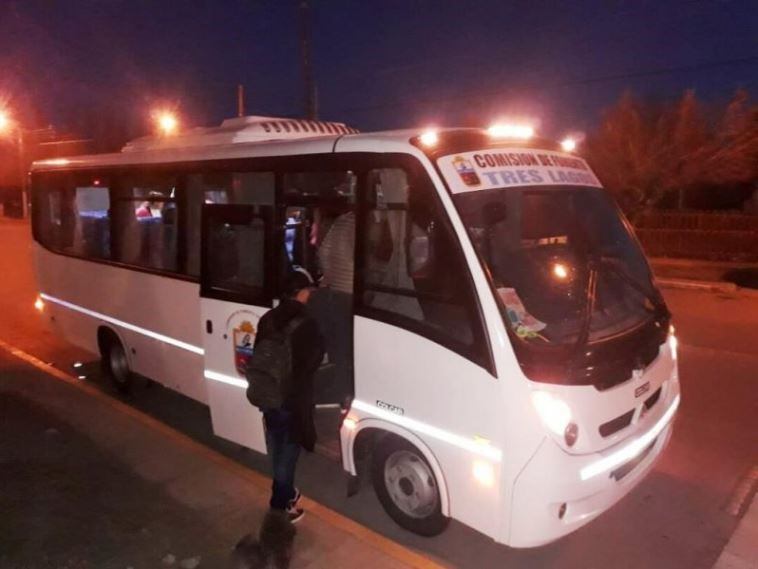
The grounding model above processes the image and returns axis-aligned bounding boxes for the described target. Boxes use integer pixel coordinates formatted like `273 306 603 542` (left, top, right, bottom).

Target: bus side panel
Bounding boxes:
33 244 207 404
352 315 505 540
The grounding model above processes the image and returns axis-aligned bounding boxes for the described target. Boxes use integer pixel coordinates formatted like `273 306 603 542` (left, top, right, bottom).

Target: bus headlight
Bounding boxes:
531 391 573 436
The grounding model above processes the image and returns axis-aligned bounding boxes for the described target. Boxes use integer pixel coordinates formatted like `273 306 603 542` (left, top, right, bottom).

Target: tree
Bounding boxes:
586 88 758 214
585 92 660 216
704 89 758 188
658 90 710 209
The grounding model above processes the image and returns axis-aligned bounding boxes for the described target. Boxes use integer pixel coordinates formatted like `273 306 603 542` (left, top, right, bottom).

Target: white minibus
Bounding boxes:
31 116 680 547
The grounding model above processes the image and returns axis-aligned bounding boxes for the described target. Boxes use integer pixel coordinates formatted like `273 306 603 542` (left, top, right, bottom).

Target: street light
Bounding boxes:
154 111 178 136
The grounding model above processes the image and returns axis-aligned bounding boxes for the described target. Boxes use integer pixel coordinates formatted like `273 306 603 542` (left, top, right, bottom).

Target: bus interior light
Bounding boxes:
553 263 569 280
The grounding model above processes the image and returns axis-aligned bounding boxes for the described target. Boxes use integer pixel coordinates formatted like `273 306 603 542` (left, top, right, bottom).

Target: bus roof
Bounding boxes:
31 115 363 172
30 116 559 173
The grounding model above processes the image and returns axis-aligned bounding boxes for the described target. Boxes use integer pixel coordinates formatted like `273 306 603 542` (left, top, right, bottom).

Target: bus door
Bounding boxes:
200 203 274 453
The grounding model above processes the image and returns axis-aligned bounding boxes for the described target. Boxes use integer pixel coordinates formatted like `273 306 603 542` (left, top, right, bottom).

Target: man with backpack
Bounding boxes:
246 269 324 523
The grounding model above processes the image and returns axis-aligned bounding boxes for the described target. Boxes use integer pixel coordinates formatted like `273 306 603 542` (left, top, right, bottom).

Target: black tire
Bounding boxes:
100 333 133 394
371 435 449 537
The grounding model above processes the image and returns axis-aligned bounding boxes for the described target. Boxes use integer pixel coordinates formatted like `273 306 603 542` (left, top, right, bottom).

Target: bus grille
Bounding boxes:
599 409 635 438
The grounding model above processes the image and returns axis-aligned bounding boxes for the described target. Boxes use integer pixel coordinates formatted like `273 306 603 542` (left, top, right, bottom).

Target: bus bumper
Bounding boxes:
506 389 679 548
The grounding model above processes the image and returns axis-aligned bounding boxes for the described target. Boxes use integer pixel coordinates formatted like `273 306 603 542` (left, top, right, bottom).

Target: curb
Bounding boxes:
656 277 739 293
0 338 448 569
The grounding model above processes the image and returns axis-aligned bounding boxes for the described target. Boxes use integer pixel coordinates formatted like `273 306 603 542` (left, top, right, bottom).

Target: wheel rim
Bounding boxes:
108 343 129 384
383 449 438 519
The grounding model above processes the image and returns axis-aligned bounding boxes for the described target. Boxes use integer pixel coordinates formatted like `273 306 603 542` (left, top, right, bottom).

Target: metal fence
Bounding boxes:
634 228 758 261
635 211 758 232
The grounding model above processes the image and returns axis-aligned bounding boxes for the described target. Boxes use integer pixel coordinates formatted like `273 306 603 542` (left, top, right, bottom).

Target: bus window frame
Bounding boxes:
353 153 495 376
199 203 275 305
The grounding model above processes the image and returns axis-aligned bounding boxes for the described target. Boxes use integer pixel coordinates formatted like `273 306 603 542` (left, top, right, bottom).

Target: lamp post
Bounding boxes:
0 109 29 218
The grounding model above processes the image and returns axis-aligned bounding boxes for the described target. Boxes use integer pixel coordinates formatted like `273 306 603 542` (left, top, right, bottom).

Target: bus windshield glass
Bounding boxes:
438 149 662 349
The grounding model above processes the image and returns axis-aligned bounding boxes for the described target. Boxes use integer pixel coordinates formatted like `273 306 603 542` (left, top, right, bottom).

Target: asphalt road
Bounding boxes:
2 218 756 568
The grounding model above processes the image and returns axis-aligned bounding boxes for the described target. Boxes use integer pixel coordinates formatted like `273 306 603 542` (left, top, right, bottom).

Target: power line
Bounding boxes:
332 54 758 116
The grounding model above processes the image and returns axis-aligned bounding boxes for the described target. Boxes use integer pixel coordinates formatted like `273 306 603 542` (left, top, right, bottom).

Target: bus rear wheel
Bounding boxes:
371 436 449 537
100 332 132 394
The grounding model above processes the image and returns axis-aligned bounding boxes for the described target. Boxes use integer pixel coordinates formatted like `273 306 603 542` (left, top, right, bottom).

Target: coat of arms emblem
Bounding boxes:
233 320 256 376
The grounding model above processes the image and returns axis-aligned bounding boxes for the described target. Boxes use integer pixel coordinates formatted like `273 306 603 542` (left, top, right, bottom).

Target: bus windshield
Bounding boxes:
436 147 669 386
452 185 660 346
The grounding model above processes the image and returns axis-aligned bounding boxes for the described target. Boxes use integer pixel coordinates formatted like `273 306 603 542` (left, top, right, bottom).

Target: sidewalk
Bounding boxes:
651 257 758 291
0 342 444 569
713 492 758 569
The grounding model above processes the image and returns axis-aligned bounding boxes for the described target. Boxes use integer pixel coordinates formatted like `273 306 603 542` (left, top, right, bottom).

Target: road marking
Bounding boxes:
0 338 448 569
726 465 758 518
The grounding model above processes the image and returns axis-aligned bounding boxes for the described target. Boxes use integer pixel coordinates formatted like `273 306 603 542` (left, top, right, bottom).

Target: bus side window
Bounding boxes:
32 173 110 260
280 170 356 285
112 174 178 272
359 167 483 362
186 172 274 277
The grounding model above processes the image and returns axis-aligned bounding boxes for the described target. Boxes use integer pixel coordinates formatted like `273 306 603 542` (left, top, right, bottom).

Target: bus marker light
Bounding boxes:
487 123 534 139
419 130 439 147
561 138 577 152
343 417 358 431
668 326 678 362
34 297 45 312
73 362 83 368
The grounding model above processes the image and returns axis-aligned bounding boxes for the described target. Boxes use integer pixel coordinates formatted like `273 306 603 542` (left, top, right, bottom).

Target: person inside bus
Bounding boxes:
309 202 355 404
135 200 152 218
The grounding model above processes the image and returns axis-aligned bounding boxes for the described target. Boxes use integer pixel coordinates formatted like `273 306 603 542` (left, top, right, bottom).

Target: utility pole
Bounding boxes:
237 84 245 117
299 0 317 120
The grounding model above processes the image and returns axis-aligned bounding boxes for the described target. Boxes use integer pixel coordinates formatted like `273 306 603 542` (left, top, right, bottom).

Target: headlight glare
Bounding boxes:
531 391 572 436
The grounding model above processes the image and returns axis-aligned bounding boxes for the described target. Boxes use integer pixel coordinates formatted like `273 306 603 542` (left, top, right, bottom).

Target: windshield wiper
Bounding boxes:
572 264 599 358
597 255 670 319
571 255 668 363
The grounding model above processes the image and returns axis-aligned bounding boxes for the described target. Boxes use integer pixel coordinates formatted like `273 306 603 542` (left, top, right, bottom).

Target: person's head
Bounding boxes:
283 268 315 304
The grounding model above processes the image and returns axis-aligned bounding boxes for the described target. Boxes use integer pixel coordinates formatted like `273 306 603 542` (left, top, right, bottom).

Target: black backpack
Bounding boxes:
245 315 305 410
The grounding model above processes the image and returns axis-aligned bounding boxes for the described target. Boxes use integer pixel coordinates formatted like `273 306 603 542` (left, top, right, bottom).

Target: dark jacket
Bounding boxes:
254 298 324 451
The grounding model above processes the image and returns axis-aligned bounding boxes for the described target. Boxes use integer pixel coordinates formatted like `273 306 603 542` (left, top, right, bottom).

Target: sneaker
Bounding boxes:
288 488 301 509
286 506 305 524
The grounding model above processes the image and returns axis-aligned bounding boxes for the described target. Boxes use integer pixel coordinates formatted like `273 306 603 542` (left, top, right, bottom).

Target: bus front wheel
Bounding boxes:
371 435 449 537
100 332 132 394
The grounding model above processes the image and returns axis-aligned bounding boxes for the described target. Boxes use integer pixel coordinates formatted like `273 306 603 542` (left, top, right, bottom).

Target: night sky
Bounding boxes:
1 0 756 141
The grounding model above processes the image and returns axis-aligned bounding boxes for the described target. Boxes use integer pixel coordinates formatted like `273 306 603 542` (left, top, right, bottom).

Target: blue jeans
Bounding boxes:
263 408 301 510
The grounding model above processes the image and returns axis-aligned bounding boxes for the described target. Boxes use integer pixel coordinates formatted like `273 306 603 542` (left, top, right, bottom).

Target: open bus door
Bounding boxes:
200 203 274 453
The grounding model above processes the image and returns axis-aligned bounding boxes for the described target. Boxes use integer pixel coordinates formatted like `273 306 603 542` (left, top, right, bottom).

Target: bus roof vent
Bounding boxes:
121 115 359 153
